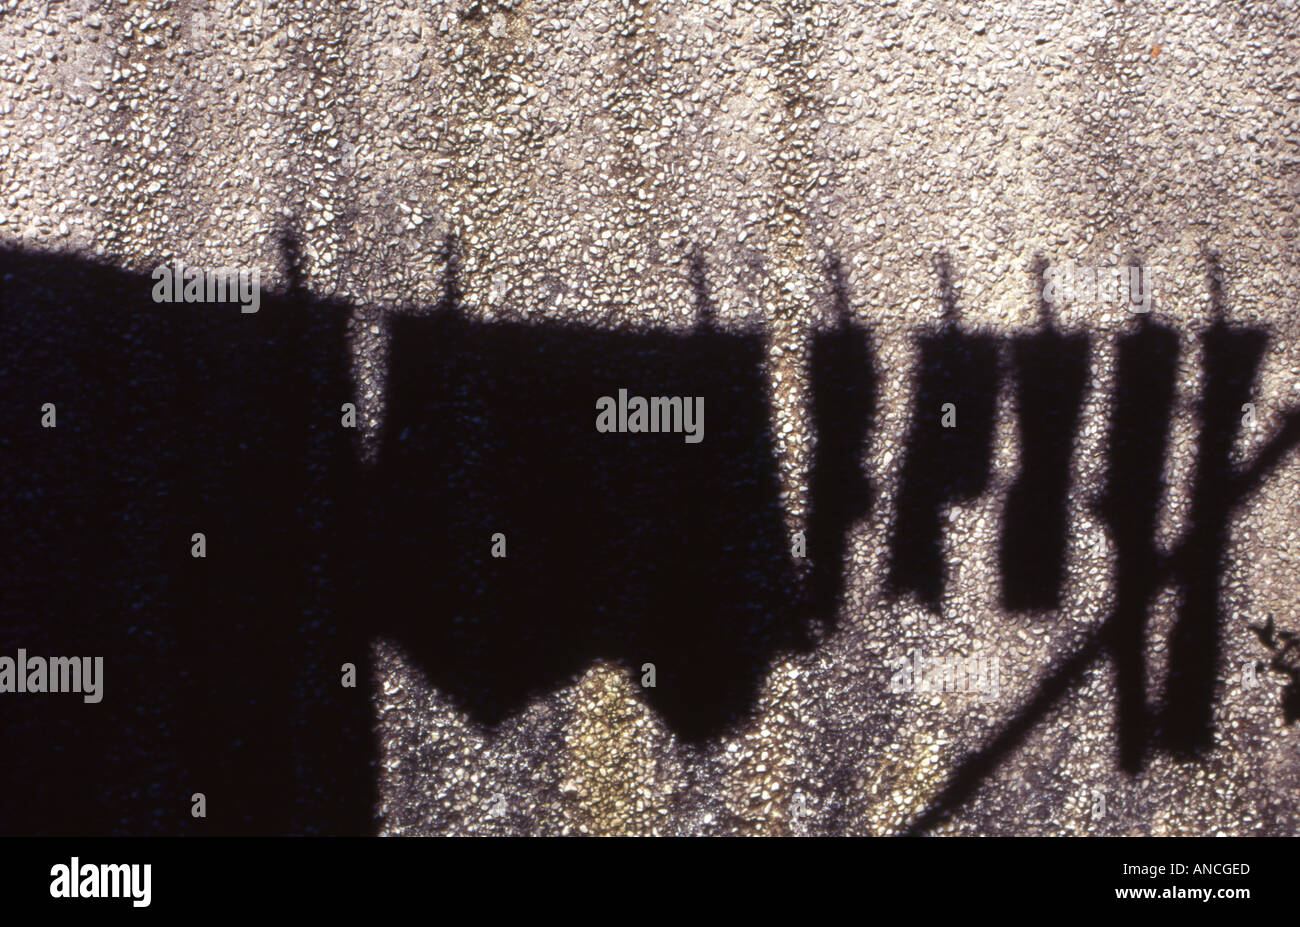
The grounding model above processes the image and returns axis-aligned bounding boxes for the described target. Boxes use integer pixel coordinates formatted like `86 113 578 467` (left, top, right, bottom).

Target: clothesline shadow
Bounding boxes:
2 236 1295 837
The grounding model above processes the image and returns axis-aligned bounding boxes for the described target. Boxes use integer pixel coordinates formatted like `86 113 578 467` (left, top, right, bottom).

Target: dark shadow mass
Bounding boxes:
1161 319 1268 756
0 238 853 836
887 324 999 608
368 255 808 743
998 316 1090 613
1098 315 1179 773
0 243 371 835
806 256 876 624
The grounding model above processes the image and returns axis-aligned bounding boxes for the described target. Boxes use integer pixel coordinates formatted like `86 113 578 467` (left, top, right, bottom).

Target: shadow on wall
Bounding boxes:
903 251 1300 835
0 238 370 836
887 253 1000 607
369 235 817 743
0 234 859 834
2 239 1297 836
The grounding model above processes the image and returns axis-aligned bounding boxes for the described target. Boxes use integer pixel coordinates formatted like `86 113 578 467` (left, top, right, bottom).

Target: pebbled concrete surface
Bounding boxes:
2 0 1300 835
